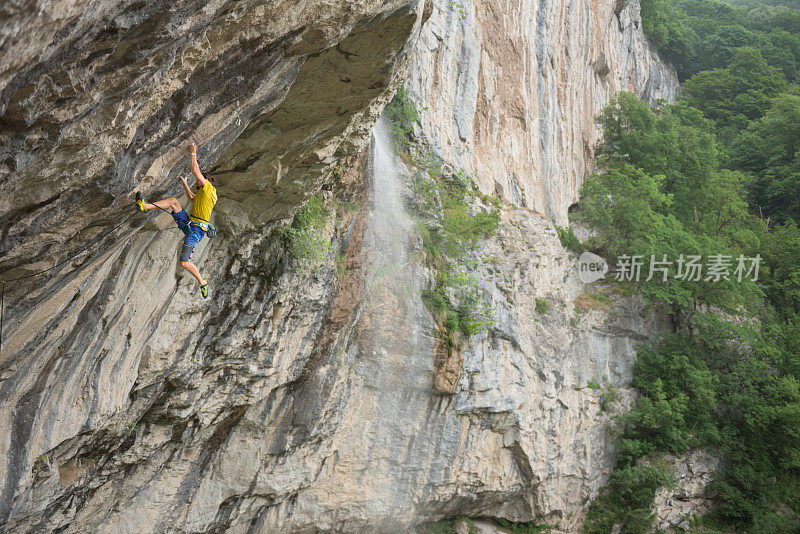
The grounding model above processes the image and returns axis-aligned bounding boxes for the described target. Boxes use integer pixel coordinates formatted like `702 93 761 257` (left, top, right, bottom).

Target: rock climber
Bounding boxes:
135 142 217 298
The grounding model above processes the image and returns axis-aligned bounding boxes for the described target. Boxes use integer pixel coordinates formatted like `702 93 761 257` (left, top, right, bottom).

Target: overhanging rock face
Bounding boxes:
0 1 427 531
0 0 427 275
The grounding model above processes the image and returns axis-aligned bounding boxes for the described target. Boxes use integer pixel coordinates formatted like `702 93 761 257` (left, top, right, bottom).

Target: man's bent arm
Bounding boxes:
181 177 195 201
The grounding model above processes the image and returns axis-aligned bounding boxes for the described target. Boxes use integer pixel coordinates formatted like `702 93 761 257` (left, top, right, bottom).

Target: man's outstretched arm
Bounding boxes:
189 142 207 187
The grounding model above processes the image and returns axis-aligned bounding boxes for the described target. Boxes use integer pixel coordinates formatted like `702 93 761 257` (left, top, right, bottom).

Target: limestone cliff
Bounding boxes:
0 0 429 530
407 0 679 223
0 0 678 532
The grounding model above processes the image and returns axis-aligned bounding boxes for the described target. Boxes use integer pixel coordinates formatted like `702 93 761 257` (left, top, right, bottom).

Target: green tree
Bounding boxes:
595 94 720 219
731 93 800 222
696 24 765 72
641 0 699 77
625 335 719 454
641 0 800 80
681 47 787 138
762 30 800 79
712 356 800 531
583 93 762 322
762 221 800 315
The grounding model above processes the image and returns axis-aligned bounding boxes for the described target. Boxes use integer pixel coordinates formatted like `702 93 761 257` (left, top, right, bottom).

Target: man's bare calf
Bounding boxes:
135 142 216 299
142 197 182 213
179 259 206 286
141 197 207 286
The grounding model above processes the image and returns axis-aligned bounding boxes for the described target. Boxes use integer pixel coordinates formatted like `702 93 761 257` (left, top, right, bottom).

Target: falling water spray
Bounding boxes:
340 117 437 526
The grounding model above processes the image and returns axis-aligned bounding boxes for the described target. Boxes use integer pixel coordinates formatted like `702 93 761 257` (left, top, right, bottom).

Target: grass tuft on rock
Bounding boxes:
286 194 332 270
385 85 419 150
408 148 500 338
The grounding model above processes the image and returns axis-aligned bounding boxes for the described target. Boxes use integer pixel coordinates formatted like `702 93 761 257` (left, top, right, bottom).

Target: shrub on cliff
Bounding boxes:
286 194 332 270
585 460 677 534
409 150 499 338
554 225 582 253
385 86 419 149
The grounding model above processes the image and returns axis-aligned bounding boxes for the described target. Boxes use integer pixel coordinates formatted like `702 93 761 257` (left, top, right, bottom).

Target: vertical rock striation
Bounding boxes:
0 1 429 531
406 0 680 223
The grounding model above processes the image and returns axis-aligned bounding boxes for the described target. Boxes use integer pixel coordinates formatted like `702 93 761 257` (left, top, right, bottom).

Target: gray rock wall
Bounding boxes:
406 0 680 223
653 450 720 532
0 1 428 530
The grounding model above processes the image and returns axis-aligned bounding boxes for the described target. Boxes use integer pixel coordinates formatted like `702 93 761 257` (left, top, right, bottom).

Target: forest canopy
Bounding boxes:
641 0 800 80
641 0 800 223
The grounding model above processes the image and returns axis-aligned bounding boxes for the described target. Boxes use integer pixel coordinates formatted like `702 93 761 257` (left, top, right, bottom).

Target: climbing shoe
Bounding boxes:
135 192 147 212
200 283 208 299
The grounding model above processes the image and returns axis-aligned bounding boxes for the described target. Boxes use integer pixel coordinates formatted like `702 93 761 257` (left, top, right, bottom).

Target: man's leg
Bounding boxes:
142 197 182 213
179 228 208 295
179 260 206 286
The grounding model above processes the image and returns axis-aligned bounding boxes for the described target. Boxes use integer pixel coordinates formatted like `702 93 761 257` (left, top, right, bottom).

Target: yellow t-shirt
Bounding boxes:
190 182 217 225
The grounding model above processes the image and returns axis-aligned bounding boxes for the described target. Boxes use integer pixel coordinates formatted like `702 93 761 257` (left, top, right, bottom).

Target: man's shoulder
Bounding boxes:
199 182 216 195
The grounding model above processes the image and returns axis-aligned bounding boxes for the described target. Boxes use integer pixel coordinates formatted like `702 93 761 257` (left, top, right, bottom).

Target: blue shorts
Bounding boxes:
172 209 206 262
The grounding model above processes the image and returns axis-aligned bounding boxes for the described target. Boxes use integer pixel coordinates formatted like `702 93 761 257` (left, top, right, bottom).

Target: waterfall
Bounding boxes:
335 117 437 522
369 118 414 278
359 118 429 391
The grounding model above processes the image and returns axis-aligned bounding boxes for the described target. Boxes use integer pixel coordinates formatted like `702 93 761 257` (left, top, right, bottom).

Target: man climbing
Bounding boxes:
135 142 217 298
